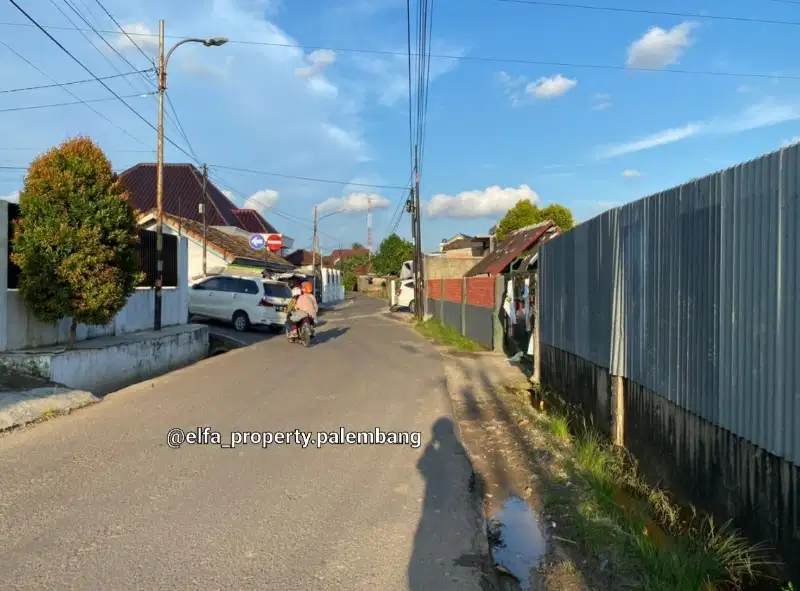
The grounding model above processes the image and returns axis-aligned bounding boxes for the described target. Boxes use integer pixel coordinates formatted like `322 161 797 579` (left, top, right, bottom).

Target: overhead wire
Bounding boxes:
208 164 409 190
496 0 800 27
0 69 153 94
7 0 197 162
0 38 150 147
0 91 155 112
2 20 797 80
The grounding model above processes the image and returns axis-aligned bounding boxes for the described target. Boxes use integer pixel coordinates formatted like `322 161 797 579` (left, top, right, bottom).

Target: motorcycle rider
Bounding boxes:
285 282 318 336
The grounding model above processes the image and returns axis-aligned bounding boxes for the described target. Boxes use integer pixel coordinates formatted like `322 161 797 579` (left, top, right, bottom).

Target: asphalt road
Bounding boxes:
0 296 491 590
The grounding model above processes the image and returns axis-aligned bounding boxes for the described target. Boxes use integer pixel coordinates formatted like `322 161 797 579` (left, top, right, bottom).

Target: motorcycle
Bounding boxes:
286 316 315 347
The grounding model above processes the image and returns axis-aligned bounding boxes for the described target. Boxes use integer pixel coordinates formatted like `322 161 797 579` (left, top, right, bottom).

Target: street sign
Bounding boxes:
266 234 282 252
249 233 266 251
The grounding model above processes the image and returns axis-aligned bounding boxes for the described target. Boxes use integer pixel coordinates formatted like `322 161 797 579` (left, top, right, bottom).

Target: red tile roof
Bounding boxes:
330 248 370 260
285 249 315 266
464 221 560 277
120 163 278 234
231 208 278 234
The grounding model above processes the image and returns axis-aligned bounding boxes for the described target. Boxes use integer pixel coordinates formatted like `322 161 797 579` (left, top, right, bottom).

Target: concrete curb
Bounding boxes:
0 388 100 432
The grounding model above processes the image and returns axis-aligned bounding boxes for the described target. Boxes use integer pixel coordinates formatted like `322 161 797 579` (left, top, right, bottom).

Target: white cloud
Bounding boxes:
626 21 696 69
243 188 279 214
317 192 389 213
221 189 235 201
499 72 576 105
781 136 800 147
525 74 577 100
353 42 464 106
111 23 159 54
596 123 702 159
0 191 19 203
622 169 642 178
426 185 540 219
594 93 611 100
322 123 368 160
592 102 612 111
596 98 800 159
295 49 336 78
737 85 753 94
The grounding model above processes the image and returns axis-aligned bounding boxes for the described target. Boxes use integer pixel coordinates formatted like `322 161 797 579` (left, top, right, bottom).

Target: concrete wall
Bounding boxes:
1 205 190 351
2 325 208 394
320 268 344 305
424 255 482 280
425 277 496 349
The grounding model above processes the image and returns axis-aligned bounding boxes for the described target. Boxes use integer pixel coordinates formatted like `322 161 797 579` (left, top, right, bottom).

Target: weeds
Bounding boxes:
501 382 775 591
413 318 486 352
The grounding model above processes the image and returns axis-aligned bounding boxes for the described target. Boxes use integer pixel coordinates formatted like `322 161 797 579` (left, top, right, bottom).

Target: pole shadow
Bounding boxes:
408 417 496 591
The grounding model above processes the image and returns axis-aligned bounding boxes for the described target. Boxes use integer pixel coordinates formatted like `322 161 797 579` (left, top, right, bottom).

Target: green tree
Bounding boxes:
351 242 364 249
494 199 574 242
11 137 143 346
371 233 413 276
340 253 370 291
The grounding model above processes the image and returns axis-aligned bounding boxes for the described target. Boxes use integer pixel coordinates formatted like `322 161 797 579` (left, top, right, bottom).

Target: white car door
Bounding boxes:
209 277 237 320
233 278 262 321
189 277 222 317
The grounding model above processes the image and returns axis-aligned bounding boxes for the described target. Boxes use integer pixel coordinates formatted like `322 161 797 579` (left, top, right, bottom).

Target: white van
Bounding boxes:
188 275 293 332
400 260 414 280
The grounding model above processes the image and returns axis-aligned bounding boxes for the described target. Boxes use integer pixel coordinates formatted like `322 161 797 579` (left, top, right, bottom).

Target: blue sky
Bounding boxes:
1 0 799 253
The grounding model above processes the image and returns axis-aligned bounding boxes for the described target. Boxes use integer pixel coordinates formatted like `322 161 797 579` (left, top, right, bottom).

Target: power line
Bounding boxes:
3 20 799 81
0 38 150 147
497 0 800 26
209 164 410 190
91 0 153 62
6 0 196 161
165 92 200 164
0 69 153 94
0 91 155 113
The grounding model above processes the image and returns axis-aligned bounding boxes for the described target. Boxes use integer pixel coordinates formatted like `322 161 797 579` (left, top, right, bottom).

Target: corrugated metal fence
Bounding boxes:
539 143 800 466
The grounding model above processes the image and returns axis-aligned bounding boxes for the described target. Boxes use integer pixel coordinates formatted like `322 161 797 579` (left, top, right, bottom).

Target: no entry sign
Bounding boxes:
266 234 282 252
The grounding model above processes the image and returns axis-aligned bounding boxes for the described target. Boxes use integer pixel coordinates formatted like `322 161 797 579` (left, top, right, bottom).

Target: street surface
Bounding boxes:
0 296 490 590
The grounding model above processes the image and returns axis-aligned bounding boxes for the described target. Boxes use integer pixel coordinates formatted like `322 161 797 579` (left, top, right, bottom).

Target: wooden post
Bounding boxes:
611 375 625 446
532 270 541 383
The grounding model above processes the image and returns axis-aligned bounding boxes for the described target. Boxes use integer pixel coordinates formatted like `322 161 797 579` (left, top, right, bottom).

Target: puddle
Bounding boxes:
487 495 547 590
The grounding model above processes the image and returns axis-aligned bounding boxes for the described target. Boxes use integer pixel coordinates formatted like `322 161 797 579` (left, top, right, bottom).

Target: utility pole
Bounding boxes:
154 18 165 332
311 205 319 294
201 163 208 277
413 144 423 320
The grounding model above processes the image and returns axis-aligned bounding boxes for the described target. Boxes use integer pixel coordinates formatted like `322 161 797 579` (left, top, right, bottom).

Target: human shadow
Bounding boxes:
313 326 350 344
408 417 495 591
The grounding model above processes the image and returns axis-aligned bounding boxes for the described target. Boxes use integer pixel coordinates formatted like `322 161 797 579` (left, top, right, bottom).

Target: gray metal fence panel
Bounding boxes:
539 209 616 369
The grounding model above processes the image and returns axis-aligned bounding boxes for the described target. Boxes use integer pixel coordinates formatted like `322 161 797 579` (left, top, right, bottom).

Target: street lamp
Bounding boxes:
311 207 346 294
154 20 228 331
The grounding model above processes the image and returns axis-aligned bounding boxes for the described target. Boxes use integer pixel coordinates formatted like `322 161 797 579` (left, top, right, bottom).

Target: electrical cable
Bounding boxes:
0 91 155 112
7 0 197 162
0 38 150 148
208 164 409 190
0 69 153 94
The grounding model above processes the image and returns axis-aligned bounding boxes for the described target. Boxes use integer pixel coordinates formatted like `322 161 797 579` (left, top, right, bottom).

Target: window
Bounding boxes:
404 281 414 289
262 282 293 299
199 277 224 291
229 278 259 294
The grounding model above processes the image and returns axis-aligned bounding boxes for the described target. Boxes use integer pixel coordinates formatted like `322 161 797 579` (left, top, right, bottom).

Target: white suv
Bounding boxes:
393 279 416 314
189 275 293 332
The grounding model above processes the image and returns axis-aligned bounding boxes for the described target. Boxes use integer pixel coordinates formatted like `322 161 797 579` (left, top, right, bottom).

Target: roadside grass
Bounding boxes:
497 382 777 591
413 318 486 352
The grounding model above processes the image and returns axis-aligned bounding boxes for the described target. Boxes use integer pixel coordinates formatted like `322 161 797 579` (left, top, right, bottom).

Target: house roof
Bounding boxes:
285 249 314 266
147 211 294 270
231 208 278 234
442 236 490 252
464 221 559 277
120 163 278 234
330 248 370 260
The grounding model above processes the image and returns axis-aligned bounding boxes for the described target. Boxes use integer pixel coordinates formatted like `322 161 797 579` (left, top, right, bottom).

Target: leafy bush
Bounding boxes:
11 137 143 346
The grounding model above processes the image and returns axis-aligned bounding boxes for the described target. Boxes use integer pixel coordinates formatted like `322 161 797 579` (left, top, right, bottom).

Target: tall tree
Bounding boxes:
351 242 364 249
11 137 143 346
494 199 574 242
372 233 414 276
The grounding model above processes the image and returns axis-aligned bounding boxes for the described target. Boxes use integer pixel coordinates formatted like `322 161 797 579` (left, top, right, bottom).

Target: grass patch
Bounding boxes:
501 383 777 591
413 318 486 352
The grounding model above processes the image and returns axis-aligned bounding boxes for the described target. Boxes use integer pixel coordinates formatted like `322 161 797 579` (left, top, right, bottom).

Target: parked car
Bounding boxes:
392 279 416 314
189 275 293 332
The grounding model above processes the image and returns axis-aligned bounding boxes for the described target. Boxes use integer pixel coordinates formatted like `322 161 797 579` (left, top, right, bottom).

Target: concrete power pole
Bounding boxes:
413 145 423 320
201 163 208 277
311 205 319 294
154 18 166 332
367 198 373 256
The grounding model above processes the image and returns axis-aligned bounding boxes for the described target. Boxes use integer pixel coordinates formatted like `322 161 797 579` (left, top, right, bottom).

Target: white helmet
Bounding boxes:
291 287 301 297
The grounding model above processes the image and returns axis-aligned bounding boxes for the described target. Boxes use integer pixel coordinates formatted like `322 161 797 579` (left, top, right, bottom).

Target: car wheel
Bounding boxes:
408 300 416 315
232 311 251 332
